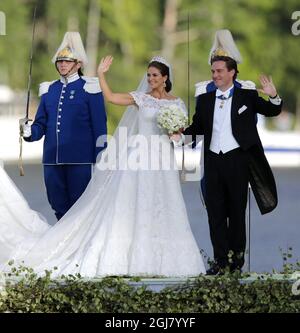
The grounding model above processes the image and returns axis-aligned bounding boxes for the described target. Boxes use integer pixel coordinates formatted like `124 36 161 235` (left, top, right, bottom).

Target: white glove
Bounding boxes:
170 133 185 147
22 123 32 138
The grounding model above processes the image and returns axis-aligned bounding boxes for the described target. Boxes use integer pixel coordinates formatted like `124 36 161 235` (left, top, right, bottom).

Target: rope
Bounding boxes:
18 134 25 176
180 144 186 182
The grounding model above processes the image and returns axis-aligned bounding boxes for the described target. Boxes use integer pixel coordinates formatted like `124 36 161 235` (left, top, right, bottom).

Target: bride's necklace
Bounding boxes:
149 91 174 100
149 88 171 100
150 94 169 100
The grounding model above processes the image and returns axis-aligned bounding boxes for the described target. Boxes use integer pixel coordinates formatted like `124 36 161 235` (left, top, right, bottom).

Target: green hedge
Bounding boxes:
0 264 300 313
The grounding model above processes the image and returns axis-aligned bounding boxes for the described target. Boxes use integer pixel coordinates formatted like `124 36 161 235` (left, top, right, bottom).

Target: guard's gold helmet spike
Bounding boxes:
56 46 77 62
212 47 231 58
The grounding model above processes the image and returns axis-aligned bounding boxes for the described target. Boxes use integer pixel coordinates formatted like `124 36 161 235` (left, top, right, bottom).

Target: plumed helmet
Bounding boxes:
52 32 88 67
208 29 242 64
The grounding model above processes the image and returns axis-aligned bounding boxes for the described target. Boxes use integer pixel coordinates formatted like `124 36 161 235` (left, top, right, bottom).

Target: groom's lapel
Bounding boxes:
206 91 216 139
231 87 243 122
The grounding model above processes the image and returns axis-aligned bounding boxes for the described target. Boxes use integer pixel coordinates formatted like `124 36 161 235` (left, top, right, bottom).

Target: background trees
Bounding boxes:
0 0 299 132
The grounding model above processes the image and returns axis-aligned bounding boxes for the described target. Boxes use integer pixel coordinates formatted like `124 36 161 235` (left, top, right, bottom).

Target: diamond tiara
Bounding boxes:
149 56 170 68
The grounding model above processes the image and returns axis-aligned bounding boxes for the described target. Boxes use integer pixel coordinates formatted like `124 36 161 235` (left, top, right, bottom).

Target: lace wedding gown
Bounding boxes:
0 92 206 277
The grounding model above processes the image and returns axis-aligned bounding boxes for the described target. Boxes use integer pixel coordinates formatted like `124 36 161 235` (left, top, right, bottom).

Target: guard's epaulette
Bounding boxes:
82 76 102 94
38 81 56 97
236 79 256 90
194 80 212 97
194 79 256 97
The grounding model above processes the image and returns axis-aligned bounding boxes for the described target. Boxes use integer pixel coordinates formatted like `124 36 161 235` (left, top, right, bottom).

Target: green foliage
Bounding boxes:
0 263 300 313
0 0 299 130
0 0 31 88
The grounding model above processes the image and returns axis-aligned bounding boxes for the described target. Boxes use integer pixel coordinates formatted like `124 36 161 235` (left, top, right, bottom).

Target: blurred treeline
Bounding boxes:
0 0 299 133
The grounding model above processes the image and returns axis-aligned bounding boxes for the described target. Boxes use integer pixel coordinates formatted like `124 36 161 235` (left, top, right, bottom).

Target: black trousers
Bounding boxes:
205 148 249 269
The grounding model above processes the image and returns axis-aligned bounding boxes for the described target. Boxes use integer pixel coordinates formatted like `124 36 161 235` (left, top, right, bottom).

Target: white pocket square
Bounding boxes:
238 105 248 115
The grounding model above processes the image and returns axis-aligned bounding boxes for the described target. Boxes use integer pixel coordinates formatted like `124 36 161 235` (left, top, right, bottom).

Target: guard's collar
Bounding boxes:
60 72 80 85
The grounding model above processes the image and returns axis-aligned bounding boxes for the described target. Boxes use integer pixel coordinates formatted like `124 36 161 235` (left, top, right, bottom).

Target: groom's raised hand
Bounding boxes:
257 75 278 98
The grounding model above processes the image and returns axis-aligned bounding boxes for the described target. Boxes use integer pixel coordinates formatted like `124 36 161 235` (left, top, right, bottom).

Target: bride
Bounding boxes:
0 56 206 277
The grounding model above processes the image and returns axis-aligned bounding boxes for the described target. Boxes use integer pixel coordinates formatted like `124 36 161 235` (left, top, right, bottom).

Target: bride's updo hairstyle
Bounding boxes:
148 61 172 93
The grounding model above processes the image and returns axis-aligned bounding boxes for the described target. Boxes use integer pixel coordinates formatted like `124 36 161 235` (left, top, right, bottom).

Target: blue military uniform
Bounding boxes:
25 72 107 219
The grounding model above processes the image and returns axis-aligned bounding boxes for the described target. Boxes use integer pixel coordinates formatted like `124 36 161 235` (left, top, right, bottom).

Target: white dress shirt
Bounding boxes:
209 85 239 154
269 95 282 105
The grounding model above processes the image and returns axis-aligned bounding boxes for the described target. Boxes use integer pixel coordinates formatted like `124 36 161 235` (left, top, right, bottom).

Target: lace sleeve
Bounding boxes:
129 91 145 107
178 98 188 115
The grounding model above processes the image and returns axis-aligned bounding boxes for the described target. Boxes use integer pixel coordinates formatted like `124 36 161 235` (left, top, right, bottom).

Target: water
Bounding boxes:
4 164 300 273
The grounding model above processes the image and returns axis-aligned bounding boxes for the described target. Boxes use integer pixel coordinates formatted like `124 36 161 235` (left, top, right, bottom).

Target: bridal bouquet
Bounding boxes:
157 104 188 134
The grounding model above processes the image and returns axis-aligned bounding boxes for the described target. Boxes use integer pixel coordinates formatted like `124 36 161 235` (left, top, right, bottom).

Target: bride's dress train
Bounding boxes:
0 165 49 263
0 93 206 277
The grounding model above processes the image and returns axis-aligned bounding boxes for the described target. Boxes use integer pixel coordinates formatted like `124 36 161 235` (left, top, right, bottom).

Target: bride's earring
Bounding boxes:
163 81 166 88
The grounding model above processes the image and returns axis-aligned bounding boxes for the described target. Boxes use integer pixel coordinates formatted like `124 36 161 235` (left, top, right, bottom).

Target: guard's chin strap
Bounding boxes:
55 61 79 81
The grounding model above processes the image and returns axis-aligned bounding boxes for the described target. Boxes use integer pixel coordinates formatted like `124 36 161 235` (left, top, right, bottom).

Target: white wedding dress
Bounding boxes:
0 92 206 277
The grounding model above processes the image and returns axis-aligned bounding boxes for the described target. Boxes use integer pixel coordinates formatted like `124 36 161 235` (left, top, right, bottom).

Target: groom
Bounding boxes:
178 33 282 275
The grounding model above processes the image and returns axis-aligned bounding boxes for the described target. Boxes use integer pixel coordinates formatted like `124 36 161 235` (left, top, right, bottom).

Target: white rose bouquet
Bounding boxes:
157 104 188 135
